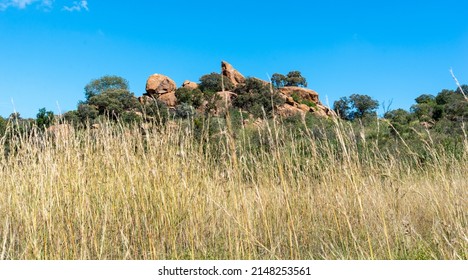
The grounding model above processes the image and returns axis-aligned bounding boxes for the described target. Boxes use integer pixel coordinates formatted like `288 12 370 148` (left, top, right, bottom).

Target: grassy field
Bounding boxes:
0 117 466 260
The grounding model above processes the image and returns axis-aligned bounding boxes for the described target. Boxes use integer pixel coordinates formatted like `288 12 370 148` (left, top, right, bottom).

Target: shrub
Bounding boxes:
199 73 234 93
233 78 284 118
175 88 204 108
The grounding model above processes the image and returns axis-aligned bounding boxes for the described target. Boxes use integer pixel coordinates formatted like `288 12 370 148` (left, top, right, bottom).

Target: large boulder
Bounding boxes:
222 61 245 86
279 86 319 104
145 74 177 95
158 91 177 107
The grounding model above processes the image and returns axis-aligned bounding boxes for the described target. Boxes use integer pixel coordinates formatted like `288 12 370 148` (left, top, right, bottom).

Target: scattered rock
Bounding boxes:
222 61 245 86
420 121 434 129
182 80 199 90
276 104 306 118
145 74 177 96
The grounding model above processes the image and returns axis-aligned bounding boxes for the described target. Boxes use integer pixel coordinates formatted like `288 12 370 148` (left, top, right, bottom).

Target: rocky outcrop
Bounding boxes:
276 86 335 117
222 61 245 86
145 74 177 95
182 80 199 90
139 61 334 117
144 74 177 107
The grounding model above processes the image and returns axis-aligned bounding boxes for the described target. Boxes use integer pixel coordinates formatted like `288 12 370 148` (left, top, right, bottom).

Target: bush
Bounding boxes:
175 88 204 108
175 103 196 119
35 108 54 129
233 78 284 118
199 73 234 93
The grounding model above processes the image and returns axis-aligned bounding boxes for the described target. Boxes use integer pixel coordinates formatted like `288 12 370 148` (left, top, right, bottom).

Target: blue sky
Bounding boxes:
1 0 467 118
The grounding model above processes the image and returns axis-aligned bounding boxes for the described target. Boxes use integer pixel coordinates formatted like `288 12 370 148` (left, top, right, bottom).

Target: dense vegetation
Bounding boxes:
0 72 466 260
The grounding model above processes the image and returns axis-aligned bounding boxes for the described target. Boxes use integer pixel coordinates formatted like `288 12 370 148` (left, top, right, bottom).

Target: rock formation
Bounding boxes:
222 61 245 86
145 74 177 95
279 86 320 104
276 86 335 117
144 74 177 107
139 61 335 117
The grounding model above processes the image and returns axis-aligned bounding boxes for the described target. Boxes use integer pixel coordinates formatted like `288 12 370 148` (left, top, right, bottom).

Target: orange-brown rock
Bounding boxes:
297 103 311 112
145 74 176 95
182 80 199 90
222 61 245 86
213 91 237 115
276 104 306 118
158 91 177 107
279 86 319 104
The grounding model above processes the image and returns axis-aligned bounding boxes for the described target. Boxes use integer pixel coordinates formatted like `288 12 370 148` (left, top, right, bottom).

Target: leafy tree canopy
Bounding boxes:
333 94 379 120
271 71 307 88
233 78 284 118
199 73 234 93
36 108 54 129
84 75 129 100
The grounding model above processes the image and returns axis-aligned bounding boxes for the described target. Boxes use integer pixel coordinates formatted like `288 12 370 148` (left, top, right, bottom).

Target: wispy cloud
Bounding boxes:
0 0 46 10
0 0 89 12
63 0 87 12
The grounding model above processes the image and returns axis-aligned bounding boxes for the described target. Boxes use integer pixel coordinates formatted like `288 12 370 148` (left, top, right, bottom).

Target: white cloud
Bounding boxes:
0 1 89 12
0 0 53 10
63 0 88 12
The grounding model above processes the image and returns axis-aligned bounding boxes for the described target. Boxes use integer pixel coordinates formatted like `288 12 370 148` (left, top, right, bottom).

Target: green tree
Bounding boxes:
199 73 234 93
233 77 284 118
271 71 308 88
84 75 129 100
36 108 54 129
175 88 204 107
77 103 99 122
63 110 81 126
333 97 351 120
334 94 379 120
415 94 435 105
349 94 379 119
384 109 413 136
0 115 6 136
88 89 139 118
271 73 287 88
285 71 307 87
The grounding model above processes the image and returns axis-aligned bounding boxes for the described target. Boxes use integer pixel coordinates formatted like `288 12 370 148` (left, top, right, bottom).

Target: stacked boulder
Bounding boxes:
143 74 177 107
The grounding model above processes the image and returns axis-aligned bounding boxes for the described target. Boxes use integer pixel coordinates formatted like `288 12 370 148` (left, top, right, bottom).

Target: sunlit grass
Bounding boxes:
0 117 466 260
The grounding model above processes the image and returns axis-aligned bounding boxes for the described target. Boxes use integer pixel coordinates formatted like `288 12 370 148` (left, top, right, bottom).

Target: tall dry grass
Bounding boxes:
0 117 466 260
